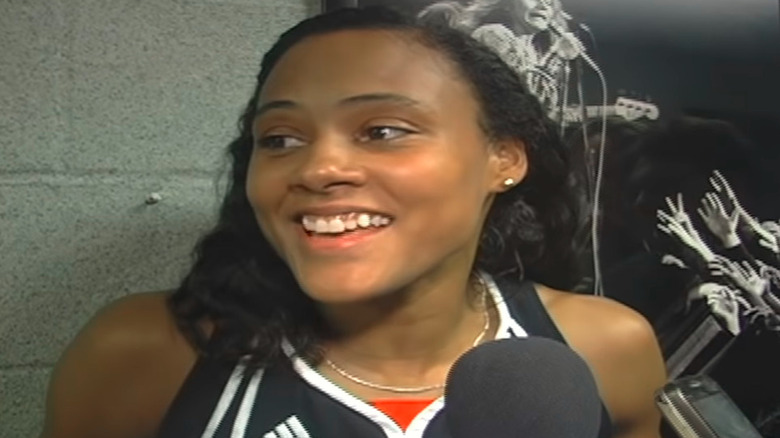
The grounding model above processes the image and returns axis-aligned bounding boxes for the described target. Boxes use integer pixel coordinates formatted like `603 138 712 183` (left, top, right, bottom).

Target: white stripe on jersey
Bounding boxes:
285 416 311 438
263 415 310 438
231 368 265 438
273 421 294 438
201 362 247 438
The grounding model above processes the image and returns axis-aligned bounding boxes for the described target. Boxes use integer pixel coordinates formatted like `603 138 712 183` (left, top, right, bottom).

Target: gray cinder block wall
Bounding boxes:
0 1 317 436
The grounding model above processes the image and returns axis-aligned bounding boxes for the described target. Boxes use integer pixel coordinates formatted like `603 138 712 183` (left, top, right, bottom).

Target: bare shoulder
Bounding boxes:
537 286 667 437
41 291 200 438
536 286 659 357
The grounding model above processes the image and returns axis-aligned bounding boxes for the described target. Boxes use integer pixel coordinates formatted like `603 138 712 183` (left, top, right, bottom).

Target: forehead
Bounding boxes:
258 29 477 109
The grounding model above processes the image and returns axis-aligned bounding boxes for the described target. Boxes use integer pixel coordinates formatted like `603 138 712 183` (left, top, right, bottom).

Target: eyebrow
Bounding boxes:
254 93 424 119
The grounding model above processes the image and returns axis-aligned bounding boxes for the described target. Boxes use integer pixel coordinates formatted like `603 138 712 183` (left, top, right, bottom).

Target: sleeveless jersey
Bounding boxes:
157 275 613 438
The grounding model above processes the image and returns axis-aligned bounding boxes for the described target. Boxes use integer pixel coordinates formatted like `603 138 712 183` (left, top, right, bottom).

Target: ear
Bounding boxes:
488 139 528 192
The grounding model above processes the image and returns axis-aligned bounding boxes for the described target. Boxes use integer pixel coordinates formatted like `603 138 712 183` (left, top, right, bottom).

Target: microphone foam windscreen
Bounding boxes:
445 337 602 438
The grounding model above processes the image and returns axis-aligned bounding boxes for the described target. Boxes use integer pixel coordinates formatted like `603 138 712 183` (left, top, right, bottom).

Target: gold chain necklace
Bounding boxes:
324 279 491 394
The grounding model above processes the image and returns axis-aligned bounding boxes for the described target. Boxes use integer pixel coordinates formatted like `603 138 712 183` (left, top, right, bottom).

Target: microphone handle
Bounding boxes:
655 375 763 438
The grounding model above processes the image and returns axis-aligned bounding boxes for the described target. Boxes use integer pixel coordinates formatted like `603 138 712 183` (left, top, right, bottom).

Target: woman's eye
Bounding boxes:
363 126 413 142
256 135 305 150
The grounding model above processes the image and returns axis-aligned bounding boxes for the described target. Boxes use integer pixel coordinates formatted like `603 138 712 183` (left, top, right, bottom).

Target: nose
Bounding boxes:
293 132 366 193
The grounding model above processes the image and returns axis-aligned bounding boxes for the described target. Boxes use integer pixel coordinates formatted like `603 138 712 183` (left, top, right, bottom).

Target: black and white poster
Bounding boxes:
324 0 780 434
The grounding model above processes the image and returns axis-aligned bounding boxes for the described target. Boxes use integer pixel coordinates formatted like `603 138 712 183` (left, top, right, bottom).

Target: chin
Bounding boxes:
301 284 387 305
294 270 392 305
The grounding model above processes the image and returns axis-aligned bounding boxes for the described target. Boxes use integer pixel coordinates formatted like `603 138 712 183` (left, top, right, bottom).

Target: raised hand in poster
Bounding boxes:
698 192 741 249
760 221 780 253
687 282 749 335
708 258 770 307
657 194 716 262
710 170 779 253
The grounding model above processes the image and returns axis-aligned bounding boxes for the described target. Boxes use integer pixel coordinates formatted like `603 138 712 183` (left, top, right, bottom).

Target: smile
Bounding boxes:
301 212 392 235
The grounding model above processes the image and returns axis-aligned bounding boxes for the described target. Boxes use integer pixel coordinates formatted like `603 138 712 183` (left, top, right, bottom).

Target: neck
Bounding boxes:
318 271 488 373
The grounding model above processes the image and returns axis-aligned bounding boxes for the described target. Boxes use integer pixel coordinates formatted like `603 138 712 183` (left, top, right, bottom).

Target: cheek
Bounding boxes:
381 152 490 233
245 156 267 213
245 158 285 241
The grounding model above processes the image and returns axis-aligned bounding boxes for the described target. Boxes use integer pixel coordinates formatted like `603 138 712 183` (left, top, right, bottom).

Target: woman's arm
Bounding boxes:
40 292 197 438
539 288 667 438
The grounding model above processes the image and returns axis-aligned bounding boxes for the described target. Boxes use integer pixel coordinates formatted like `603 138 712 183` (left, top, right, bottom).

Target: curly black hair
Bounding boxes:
168 6 583 367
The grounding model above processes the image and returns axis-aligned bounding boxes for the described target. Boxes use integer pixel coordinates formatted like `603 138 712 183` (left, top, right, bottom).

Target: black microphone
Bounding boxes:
445 337 602 438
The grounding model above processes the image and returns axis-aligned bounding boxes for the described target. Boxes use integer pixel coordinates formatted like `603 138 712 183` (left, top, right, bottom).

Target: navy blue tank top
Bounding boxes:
157 276 613 438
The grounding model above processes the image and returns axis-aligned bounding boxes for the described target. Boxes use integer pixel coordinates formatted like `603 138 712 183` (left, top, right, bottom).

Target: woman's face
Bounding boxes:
514 0 555 33
246 30 524 303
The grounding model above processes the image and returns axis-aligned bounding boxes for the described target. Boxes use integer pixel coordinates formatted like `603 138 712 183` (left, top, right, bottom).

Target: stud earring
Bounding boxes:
503 178 515 187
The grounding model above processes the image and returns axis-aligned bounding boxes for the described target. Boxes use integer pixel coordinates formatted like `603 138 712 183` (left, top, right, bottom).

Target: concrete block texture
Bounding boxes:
1 0 318 434
0 0 317 174
0 367 51 438
60 0 313 173
0 1 67 173
0 175 221 367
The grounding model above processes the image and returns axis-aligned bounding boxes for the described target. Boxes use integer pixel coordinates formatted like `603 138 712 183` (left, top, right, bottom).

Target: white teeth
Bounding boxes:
328 218 345 233
302 216 315 231
357 214 371 228
302 213 391 234
315 218 328 233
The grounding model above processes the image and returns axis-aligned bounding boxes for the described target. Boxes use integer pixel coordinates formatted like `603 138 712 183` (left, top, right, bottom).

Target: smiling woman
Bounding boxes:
40 6 665 438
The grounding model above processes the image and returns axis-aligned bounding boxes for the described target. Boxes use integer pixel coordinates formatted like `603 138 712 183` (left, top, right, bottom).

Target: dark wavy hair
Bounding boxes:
168 6 582 366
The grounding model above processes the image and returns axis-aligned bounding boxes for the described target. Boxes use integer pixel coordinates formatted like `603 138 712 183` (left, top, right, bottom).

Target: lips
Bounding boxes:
296 220 390 252
286 206 394 251
302 212 392 235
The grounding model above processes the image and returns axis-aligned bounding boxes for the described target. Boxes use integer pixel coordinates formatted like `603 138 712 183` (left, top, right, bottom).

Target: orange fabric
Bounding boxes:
371 399 437 431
